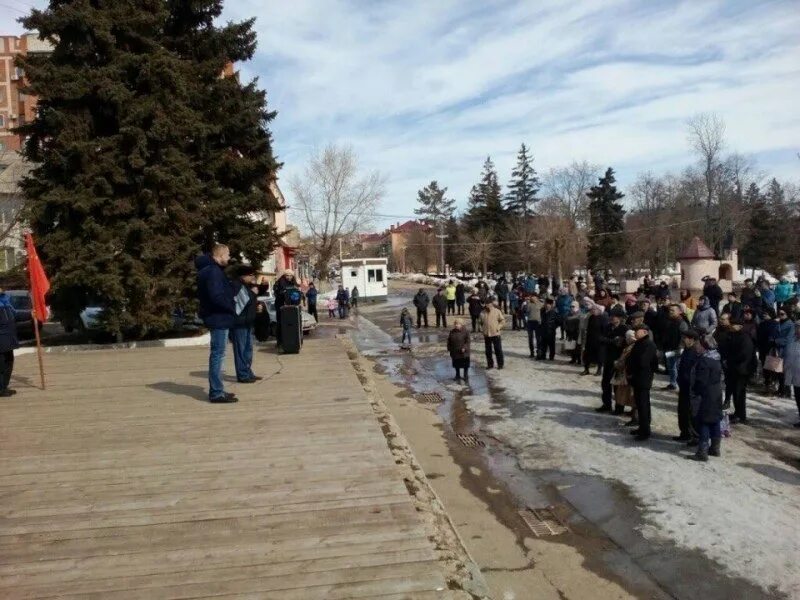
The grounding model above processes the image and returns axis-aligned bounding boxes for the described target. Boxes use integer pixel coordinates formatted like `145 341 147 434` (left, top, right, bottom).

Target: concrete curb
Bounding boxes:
16 333 210 356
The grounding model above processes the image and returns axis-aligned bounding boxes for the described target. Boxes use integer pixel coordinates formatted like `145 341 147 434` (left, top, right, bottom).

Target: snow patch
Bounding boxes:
466 333 800 597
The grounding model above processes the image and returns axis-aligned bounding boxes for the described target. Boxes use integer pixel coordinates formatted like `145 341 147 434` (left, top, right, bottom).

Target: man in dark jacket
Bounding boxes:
0 289 19 397
721 292 744 321
674 329 701 441
703 277 724 314
661 304 689 390
740 279 762 314
432 288 448 328
724 317 756 424
627 326 658 440
455 282 466 315
230 266 261 384
688 336 724 461
414 288 430 328
196 245 237 403
597 307 629 413
495 279 509 313
306 282 319 322
467 289 483 332
538 298 559 361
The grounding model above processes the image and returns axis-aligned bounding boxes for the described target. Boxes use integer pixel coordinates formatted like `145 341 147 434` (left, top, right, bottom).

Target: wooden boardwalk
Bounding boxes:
0 339 448 599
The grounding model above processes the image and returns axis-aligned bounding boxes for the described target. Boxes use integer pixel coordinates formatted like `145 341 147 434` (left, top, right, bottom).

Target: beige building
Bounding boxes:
677 236 738 293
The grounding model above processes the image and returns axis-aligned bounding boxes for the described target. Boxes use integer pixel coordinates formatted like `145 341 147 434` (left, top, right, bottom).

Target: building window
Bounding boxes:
0 115 5 128
368 269 375 282
376 269 384 282
350 270 357 278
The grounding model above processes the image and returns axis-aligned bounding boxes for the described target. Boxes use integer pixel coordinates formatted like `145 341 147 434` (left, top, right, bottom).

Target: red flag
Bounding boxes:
25 233 50 323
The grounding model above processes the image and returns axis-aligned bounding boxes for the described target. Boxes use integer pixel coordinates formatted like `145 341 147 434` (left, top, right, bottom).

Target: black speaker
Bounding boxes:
280 305 303 354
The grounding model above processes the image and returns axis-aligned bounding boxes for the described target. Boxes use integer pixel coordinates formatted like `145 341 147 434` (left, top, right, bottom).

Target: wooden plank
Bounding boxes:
10 547 439 598
0 338 446 597
42 562 446 599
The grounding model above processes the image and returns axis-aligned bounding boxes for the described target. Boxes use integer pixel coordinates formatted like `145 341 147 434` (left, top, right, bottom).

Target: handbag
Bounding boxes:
764 350 784 374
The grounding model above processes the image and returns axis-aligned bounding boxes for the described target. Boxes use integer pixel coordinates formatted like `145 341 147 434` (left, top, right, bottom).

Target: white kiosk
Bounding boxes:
341 258 388 302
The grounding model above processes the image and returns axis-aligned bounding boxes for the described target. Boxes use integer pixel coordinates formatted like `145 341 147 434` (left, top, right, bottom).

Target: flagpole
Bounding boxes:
24 232 49 391
32 314 46 390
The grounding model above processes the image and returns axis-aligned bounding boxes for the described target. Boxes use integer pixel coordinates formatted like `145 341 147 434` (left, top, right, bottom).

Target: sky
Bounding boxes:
4 1 799 231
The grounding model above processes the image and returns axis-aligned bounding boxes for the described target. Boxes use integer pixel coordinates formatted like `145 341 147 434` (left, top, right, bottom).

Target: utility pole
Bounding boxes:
435 221 448 275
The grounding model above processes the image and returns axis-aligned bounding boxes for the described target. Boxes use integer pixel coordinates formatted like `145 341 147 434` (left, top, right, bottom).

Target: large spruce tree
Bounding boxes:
18 0 281 337
505 143 539 217
586 167 627 271
414 180 455 228
464 156 506 233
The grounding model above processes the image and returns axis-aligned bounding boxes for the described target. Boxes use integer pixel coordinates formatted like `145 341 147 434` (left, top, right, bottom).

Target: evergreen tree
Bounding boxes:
742 184 769 269
414 180 455 227
18 0 281 338
586 167 627 271
743 179 792 275
505 143 539 217
464 156 506 232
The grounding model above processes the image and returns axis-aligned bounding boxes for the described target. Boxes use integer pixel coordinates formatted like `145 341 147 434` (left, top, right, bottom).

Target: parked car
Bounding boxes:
61 305 201 335
5 290 45 340
259 296 316 336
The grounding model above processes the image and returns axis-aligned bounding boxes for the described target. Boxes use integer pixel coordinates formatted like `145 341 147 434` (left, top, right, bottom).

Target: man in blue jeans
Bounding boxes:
230 265 262 384
196 244 238 403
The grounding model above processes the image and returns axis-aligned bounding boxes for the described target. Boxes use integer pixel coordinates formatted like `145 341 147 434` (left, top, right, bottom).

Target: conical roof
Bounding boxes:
679 236 715 260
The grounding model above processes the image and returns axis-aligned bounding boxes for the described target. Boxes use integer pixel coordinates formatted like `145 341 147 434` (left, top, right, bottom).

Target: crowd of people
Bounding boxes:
404 271 800 459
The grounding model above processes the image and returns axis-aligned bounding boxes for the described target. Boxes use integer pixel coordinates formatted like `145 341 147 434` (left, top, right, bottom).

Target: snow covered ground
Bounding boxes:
463 333 800 597
389 272 497 291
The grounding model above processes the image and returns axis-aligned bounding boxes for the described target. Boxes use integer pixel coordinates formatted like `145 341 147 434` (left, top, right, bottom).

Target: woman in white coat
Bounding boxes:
783 321 800 427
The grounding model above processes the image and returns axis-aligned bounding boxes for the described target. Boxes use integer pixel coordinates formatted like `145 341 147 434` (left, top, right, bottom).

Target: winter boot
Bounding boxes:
687 443 709 462
709 437 721 457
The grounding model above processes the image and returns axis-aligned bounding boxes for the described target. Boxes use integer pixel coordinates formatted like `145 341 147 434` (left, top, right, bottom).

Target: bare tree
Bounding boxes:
687 112 726 248
540 160 600 228
291 144 386 273
459 228 495 276
404 228 437 274
0 150 29 251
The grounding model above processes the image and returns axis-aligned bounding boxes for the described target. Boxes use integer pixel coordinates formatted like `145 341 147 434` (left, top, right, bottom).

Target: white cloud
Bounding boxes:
4 1 799 229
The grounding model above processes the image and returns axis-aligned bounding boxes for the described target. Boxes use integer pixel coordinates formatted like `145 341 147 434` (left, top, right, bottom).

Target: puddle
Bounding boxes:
350 296 785 600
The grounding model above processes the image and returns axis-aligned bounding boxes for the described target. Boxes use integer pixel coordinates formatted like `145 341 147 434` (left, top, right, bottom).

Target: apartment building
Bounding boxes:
0 33 51 152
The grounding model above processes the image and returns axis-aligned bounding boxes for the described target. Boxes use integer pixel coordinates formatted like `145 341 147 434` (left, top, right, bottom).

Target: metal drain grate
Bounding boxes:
417 392 444 404
518 507 570 537
456 433 485 448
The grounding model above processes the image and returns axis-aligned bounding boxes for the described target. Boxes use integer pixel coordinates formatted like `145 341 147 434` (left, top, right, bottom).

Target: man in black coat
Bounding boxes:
455 283 466 315
703 277 724 314
627 326 659 441
721 292 744 321
494 279 509 313
674 329 701 441
432 288 448 328
413 288 430 328
538 298 559 361
723 317 756 424
467 290 483 333
597 307 629 413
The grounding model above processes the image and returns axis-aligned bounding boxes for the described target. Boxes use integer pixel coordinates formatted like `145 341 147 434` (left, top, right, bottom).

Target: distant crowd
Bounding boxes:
401 271 800 461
